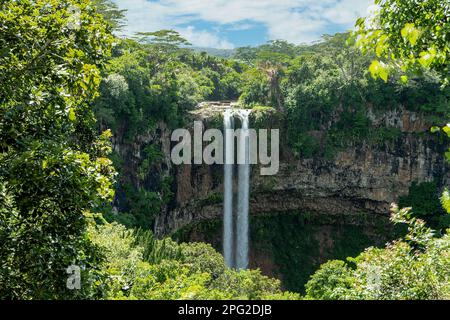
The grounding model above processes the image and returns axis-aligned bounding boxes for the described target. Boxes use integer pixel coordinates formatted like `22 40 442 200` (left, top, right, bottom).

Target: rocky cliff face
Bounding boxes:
110 120 173 222
152 102 449 236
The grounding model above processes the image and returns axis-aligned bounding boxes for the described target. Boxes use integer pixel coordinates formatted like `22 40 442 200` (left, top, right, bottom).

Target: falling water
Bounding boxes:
235 109 251 270
223 108 251 270
223 109 234 268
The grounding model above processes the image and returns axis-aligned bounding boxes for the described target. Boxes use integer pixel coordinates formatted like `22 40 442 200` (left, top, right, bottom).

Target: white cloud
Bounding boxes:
227 23 257 32
322 0 374 25
113 0 374 47
181 26 235 49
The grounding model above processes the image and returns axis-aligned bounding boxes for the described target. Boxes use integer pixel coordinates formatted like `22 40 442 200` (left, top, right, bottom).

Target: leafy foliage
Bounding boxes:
134 30 191 51
0 0 115 299
2 0 450 301
90 223 300 300
235 33 449 159
92 0 126 31
355 0 450 86
174 212 401 294
298 2 450 300
398 181 450 231
399 181 443 217
95 36 246 228
305 206 450 300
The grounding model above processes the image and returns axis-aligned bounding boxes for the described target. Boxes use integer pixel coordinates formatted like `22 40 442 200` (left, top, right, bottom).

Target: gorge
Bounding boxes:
92 28 450 295
109 101 449 291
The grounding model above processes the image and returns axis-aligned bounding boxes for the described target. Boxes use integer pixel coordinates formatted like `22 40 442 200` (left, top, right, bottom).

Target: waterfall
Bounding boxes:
223 109 234 268
223 108 251 270
236 109 251 270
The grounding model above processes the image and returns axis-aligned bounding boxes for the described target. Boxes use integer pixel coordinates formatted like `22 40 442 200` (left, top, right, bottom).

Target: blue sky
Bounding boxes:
113 0 375 49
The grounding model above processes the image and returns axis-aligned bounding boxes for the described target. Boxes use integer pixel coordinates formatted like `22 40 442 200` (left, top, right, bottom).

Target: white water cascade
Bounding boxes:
235 109 251 270
223 108 251 270
223 109 234 268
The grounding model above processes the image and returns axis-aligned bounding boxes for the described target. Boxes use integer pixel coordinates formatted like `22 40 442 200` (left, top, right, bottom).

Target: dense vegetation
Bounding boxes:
303 0 450 300
305 205 450 300
0 0 299 300
356 0 449 86
101 31 450 229
0 0 116 298
174 212 403 293
235 34 449 158
1 0 449 300
90 222 299 300
95 37 246 229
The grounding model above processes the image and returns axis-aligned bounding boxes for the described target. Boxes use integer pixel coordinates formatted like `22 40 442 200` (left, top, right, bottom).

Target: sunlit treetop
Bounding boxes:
92 0 127 31
133 30 192 54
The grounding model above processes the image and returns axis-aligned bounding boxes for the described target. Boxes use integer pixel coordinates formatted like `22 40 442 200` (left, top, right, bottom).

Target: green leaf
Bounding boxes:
400 75 408 84
419 47 437 68
445 151 450 161
379 68 388 82
419 53 433 68
376 43 383 57
369 60 380 79
375 35 388 57
441 189 450 214
68 108 77 122
401 23 420 46
430 126 440 133
369 60 389 82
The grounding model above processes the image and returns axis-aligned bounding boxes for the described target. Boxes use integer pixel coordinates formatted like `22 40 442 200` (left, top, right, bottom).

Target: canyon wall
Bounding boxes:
151 102 449 236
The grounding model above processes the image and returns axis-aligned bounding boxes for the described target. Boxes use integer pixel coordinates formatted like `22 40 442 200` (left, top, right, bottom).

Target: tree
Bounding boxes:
258 61 285 112
355 0 450 85
0 0 115 299
92 0 127 31
259 40 298 58
134 30 191 53
234 46 259 64
354 0 450 214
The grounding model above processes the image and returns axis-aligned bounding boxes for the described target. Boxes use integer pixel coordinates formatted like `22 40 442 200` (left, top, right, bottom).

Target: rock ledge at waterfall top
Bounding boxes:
188 101 239 120
187 101 283 130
